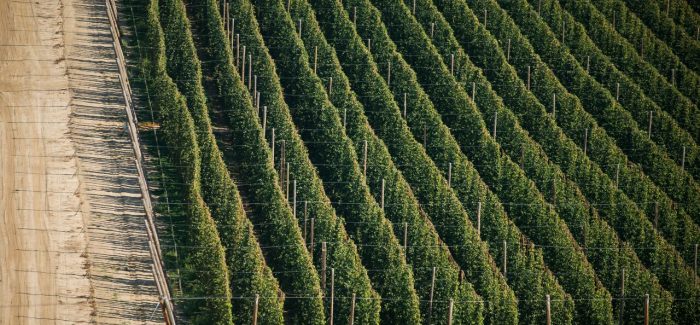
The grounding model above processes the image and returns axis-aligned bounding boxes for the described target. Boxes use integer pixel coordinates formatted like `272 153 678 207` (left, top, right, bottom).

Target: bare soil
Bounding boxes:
1 0 161 323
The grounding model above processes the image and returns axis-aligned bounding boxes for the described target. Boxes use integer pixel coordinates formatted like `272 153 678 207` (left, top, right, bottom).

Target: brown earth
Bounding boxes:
1 0 161 323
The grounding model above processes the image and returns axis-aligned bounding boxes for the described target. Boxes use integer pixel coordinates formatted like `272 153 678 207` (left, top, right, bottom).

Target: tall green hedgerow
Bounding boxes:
291 0 492 323
226 0 381 323
357 0 614 322
404 0 676 323
500 0 700 277
183 0 326 323
305 0 577 324
653 0 700 44
554 0 700 145
589 0 700 105
624 0 700 74
156 0 286 323
143 1 233 323
248 0 423 323
433 0 696 321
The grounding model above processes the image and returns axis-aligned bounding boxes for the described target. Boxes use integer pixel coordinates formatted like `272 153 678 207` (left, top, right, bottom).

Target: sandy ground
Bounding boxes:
0 0 161 323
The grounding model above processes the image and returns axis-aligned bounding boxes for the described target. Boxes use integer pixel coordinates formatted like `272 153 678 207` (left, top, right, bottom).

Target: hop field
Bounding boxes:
120 0 700 323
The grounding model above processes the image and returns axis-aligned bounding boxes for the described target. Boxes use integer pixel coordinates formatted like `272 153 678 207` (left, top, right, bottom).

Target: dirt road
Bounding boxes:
1 0 161 323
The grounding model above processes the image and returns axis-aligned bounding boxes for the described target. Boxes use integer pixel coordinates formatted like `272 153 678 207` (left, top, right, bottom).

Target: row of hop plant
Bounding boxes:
245 0 427 323
509 0 700 201
352 0 616 322
499 0 700 280
624 0 700 74
226 0 383 323
182 0 327 323
310 0 577 323
589 0 700 106
584 0 700 183
553 0 700 146
287 0 488 323
155 0 288 323
431 0 698 322
482 0 700 231
143 1 233 322
658 0 700 41
434 0 696 317
305 0 580 323
402 0 677 323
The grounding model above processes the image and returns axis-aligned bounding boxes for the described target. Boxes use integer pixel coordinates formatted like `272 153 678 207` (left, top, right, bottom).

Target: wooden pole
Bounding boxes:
328 77 333 96
298 19 302 36
403 93 407 118
271 128 275 165
562 19 565 43
262 106 268 139
387 61 391 87
253 294 260 325
527 65 531 90
230 19 235 49
447 299 454 325
310 218 315 252
343 108 347 129
367 38 371 52
484 9 487 28
472 82 476 100
350 293 356 325
428 267 437 324
507 39 511 61
381 178 385 211
403 222 408 250
615 163 620 188
450 54 455 75
538 0 541 15
477 201 482 237
616 83 620 101
619 268 625 325
241 46 246 84
503 240 507 277
353 7 357 26
293 180 297 218
286 163 290 201
493 111 498 140
236 34 240 67
448 162 452 187
644 294 649 325
681 146 686 170
552 93 556 119
648 111 653 135
280 140 286 190
423 125 427 147
287 0 291 12
248 53 252 90
303 201 308 241
430 22 435 39
671 68 676 86
412 0 416 15
321 242 327 293
363 140 368 178
546 294 551 325
586 56 590 73
314 46 318 74
330 268 335 325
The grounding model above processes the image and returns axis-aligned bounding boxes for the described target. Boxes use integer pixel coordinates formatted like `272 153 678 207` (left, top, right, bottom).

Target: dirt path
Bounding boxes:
0 0 161 323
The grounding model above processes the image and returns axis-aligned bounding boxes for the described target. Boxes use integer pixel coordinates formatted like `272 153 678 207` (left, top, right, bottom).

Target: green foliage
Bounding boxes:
553 0 700 146
156 0 286 323
655 0 700 42
246 0 424 323
227 0 382 323
143 2 233 323
182 0 326 323
589 0 700 105
501 0 700 275
436 0 696 321
289 0 487 323
624 0 700 74
357 0 617 322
